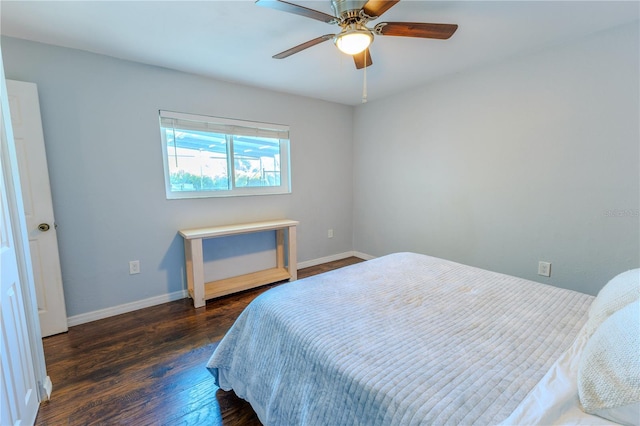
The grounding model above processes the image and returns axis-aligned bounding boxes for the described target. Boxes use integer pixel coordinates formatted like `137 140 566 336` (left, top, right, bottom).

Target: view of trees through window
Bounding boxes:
165 130 282 191
160 111 290 199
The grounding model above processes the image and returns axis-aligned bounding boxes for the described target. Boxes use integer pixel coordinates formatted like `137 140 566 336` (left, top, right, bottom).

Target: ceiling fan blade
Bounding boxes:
375 22 458 39
273 34 335 59
255 0 336 23
363 0 400 19
353 49 373 69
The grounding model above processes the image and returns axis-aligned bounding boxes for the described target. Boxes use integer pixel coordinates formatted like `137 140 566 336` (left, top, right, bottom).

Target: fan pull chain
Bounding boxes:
362 49 368 104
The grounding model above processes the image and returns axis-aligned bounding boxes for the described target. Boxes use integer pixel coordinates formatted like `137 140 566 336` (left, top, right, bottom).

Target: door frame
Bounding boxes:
1 49 50 401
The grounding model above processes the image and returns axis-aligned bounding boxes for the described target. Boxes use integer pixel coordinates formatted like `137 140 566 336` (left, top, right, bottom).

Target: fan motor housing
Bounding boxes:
331 0 368 23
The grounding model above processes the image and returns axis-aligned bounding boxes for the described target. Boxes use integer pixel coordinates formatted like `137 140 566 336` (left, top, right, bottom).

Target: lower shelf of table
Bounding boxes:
188 267 292 301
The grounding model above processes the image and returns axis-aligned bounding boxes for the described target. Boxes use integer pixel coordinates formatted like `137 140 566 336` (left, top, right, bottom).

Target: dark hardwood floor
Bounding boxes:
35 256 364 426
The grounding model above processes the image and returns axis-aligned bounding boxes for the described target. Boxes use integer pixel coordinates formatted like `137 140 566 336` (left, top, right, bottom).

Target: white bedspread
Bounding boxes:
501 323 623 425
207 252 594 425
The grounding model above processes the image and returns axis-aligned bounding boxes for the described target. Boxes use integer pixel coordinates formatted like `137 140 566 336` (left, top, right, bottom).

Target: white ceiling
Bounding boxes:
1 1 638 106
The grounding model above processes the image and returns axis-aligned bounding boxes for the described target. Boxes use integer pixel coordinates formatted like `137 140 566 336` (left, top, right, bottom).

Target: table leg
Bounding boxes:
276 229 285 270
288 225 297 281
185 238 205 308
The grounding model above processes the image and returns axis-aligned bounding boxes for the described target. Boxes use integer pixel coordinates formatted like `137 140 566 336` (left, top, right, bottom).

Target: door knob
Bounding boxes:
38 223 50 232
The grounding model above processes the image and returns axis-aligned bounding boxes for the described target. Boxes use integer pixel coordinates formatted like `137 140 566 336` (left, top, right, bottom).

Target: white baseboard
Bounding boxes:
66 289 189 327
298 251 355 269
297 250 375 268
67 251 376 327
42 376 53 401
353 251 376 261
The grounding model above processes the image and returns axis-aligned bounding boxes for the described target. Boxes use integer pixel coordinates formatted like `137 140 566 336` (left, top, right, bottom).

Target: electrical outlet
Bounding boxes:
538 261 551 277
129 260 140 275
328 229 334 238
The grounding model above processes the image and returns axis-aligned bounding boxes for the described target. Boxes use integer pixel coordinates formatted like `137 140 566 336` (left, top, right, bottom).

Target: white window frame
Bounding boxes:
159 110 291 199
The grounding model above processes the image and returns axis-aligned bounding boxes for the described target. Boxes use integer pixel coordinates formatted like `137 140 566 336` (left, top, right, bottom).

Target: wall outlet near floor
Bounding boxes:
129 260 140 275
328 229 334 238
538 261 551 277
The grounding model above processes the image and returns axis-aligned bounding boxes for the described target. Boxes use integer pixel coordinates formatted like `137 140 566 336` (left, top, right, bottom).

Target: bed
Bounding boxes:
207 252 639 425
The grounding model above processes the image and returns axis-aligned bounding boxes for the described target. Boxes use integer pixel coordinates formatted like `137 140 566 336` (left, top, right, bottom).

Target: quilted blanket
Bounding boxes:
207 252 593 425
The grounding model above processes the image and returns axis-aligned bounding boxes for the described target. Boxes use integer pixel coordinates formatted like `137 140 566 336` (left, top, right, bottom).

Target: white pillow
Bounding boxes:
584 269 640 337
578 301 640 426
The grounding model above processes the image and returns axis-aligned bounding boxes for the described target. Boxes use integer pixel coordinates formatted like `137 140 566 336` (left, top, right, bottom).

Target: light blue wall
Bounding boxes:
353 22 640 295
3 20 638 319
2 37 355 317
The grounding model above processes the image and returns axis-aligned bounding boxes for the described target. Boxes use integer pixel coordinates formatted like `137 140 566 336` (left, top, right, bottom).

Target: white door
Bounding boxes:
7 80 68 337
1 74 40 426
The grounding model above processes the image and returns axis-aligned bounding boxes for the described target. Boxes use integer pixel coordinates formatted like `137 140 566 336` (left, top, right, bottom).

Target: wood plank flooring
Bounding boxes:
35 256 364 426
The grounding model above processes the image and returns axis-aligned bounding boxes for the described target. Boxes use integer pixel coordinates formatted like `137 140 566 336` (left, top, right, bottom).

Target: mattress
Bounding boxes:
207 252 594 425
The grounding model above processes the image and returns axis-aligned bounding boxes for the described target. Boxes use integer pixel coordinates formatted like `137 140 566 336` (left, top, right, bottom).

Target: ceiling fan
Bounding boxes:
256 0 458 69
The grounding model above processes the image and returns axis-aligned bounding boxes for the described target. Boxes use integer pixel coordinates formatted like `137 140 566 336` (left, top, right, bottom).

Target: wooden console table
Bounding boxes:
179 219 298 308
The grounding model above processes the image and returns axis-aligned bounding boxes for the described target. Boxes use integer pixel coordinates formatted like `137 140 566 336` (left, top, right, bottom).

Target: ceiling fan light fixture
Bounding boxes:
334 25 372 55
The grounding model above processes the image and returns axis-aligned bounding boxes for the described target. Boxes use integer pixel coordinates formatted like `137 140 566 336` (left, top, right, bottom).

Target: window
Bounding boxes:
159 110 291 199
